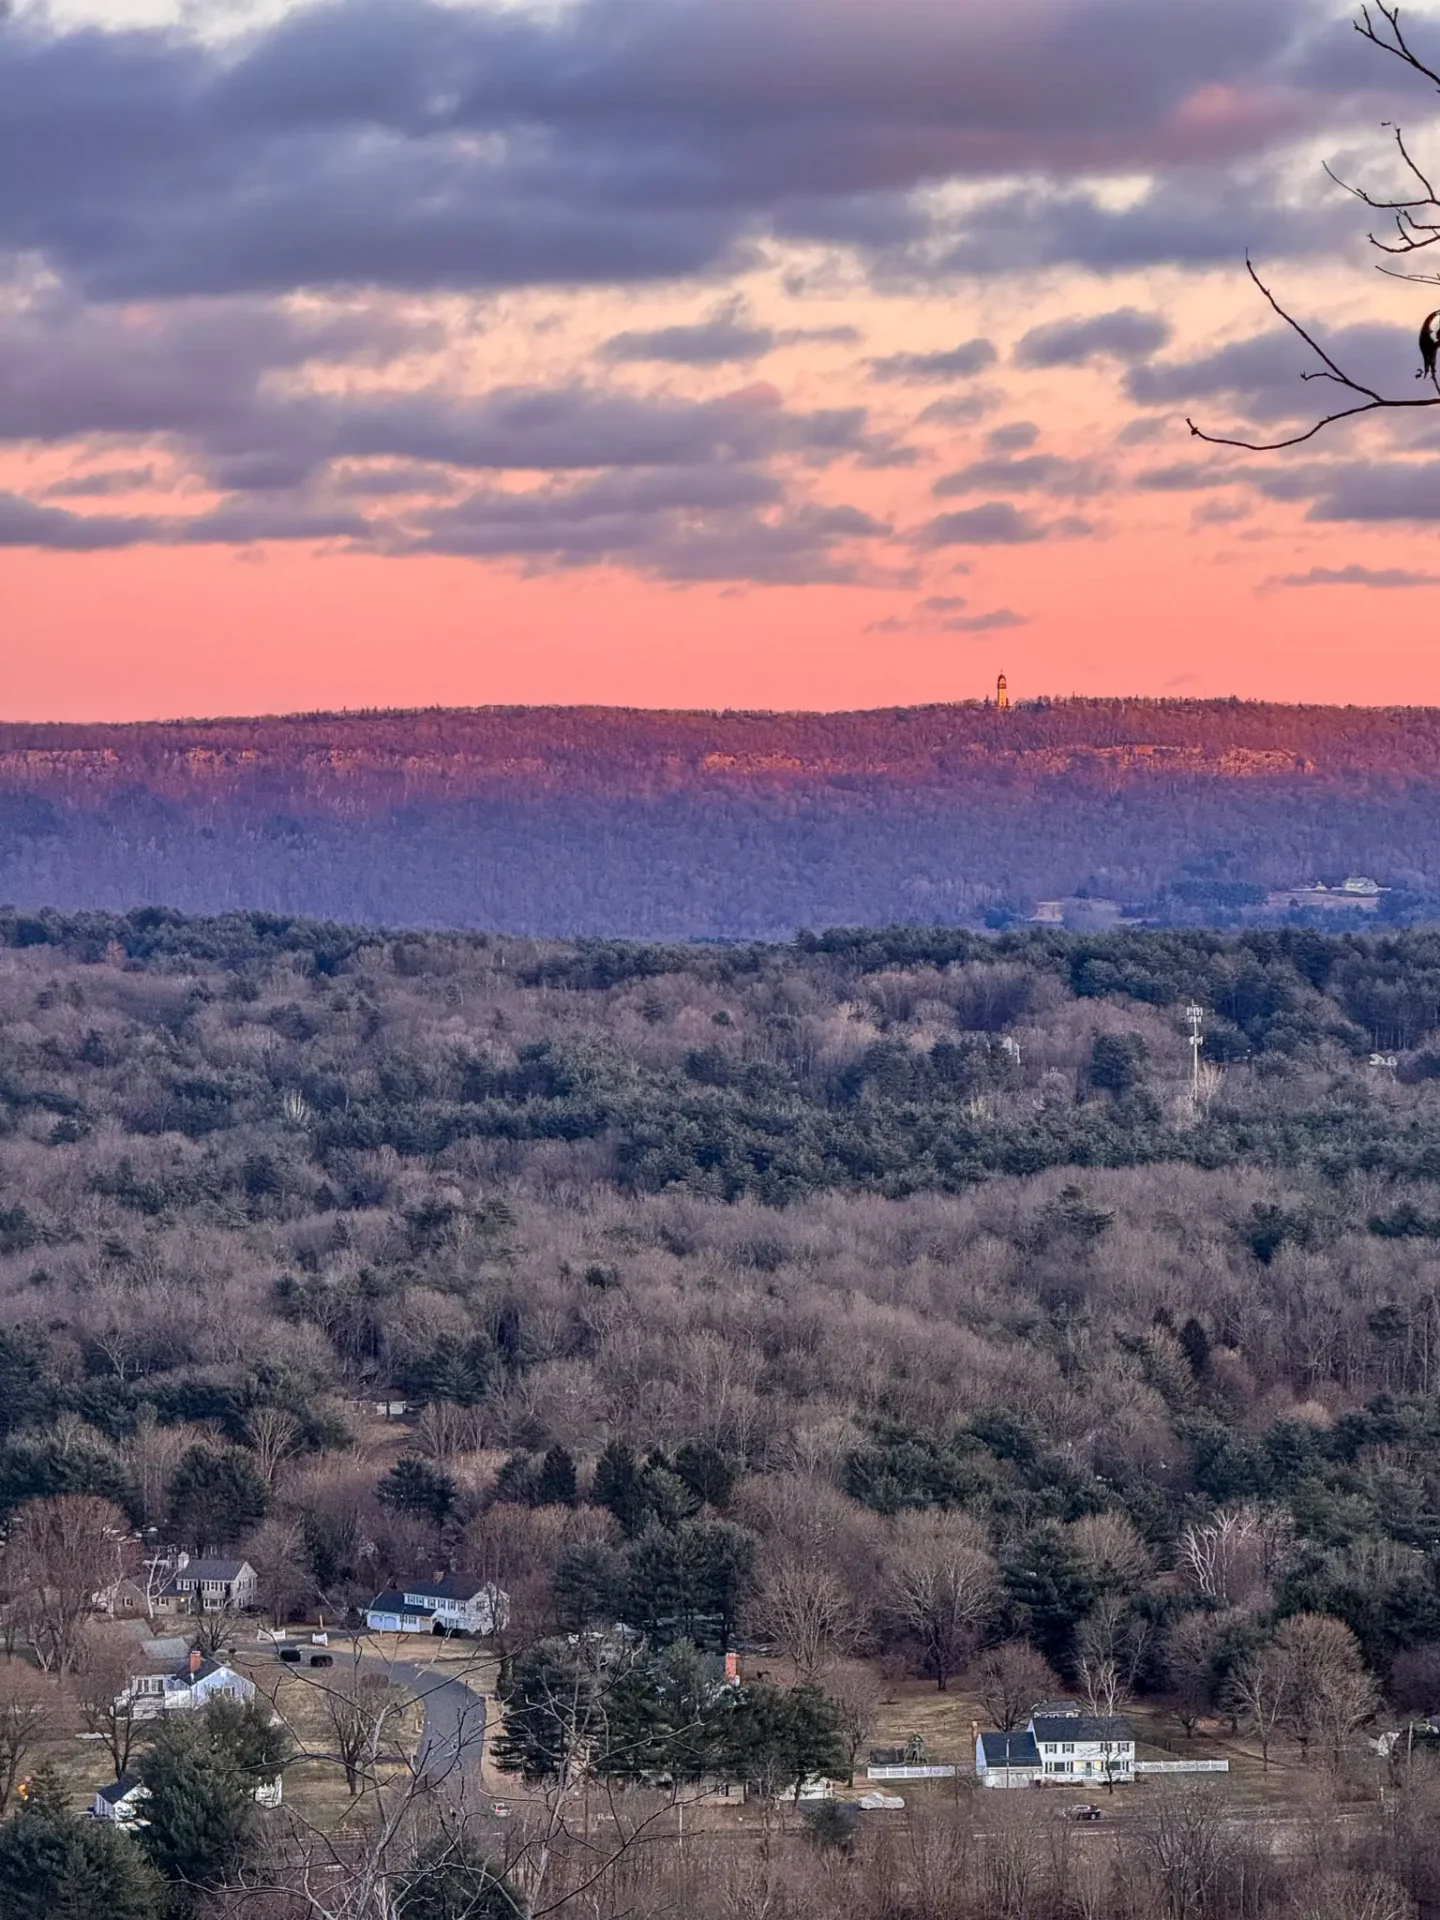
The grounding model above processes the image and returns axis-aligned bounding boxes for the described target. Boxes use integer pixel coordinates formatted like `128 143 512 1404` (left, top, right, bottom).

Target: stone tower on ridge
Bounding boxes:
996 673 1009 712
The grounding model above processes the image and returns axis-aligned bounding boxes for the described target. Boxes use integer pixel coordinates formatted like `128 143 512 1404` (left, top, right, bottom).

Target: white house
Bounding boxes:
93 1773 280 1818
121 1652 258 1721
1028 1704 1135 1784
975 1729 1042 1789
154 1557 258 1616
92 1778 148 1824
366 1576 508 1637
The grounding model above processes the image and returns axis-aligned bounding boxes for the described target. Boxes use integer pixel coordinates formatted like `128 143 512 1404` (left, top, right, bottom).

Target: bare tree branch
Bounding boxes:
1191 7 1440 447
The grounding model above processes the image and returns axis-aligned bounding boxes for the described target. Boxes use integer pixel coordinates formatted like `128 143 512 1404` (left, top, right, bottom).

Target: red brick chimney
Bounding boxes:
189 1648 202 1678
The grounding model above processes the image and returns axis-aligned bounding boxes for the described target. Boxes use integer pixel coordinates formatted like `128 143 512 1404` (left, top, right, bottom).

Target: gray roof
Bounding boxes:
171 1558 251 1582
368 1589 425 1615
1032 1714 1133 1744
979 1731 1040 1767
97 1778 144 1805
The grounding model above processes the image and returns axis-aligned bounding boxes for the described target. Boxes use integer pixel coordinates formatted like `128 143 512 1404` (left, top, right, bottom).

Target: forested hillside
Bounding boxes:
6 912 1440 1912
6 702 1440 933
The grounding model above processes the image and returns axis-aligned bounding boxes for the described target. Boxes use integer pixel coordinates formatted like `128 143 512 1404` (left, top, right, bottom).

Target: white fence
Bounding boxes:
1134 1761 1230 1775
866 1765 959 1781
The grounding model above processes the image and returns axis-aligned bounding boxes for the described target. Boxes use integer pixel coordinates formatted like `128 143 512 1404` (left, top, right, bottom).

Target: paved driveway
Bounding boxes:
382 1657 489 1782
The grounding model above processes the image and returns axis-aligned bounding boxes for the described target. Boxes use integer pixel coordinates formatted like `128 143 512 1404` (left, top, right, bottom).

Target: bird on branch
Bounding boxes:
1420 310 1440 390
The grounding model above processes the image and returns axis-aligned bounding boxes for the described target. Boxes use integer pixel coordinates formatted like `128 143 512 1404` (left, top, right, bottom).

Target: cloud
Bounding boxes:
868 339 996 383
869 597 1029 633
1015 308 1171 369
1290 460 1440 524
947 608 1028 631
0 492 162 550
600 301 861 366
0 0 1345 303
915 392 1002 427
1267 563 1440 589
407 478 891 583
933 453 1108 498
45 466 159 498
1125 323 1413 422
917 502 1052 546
987 422 1039 453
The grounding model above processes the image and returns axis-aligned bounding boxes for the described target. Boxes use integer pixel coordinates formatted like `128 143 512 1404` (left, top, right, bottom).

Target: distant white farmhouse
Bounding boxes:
365 1576 509 1637
977 1702 1135 1788
120 1651 257 1721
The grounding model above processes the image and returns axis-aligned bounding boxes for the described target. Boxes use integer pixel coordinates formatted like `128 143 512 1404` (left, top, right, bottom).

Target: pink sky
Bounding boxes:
5 0 1440 719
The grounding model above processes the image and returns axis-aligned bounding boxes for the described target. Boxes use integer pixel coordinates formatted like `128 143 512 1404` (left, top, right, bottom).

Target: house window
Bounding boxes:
1062 1743 1074 1755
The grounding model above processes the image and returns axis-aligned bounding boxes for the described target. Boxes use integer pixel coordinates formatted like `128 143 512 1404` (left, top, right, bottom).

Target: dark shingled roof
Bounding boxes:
172 1558 250 1581
97 1778 144 1805
368 1589 425 1615
979 1731 1040 1767
1031 1714 1133 1744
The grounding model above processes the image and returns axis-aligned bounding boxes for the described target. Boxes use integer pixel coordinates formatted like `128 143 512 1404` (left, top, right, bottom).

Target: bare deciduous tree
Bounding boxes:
883 1512 998 1692
749 1557 858 1680
246 1406 301 1485
972 1641 1060 1732
8 1495 133 1674
1228 1644 1288 1771
1272 1612 1380 1768
74 1627 148 1777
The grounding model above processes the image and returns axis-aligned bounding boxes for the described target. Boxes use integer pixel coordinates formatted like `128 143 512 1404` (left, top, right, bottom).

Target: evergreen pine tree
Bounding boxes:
0 1764 161 1920
533 1445 578 1508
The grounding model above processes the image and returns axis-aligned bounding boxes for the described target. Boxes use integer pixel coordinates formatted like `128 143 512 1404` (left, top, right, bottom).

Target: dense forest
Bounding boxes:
8 911 1440 1914
6 702 1440 934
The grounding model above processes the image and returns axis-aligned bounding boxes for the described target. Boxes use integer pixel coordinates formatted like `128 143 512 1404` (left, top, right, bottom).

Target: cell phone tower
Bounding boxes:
1186 1004 1205 1098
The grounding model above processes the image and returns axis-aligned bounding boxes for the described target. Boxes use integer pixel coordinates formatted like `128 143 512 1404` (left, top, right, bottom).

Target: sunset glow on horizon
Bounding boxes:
7 0 1440 721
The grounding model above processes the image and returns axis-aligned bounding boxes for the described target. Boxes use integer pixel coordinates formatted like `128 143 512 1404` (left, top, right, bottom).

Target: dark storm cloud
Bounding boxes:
1015 308 1170 368
868 339 997 382
0 0 1354 301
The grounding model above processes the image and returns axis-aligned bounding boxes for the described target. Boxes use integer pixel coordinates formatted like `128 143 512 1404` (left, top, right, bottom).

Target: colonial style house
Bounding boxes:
153 1556 258 1616
365 1576 509 1637
1029 1703 1135 1784
120 1650 258 1721
976 1702 1135 1788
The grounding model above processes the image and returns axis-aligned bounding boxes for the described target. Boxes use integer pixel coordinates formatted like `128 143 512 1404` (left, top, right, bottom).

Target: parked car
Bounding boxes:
308 1653 335 1668
1066 1804 1103 1823
277 1648 303 1665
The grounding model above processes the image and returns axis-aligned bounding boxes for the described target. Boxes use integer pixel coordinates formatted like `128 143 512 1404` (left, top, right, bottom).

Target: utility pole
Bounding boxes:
1186 1004 1205 1099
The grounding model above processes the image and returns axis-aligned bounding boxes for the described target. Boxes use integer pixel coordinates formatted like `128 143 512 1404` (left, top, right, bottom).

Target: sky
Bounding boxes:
7 0 1440 719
